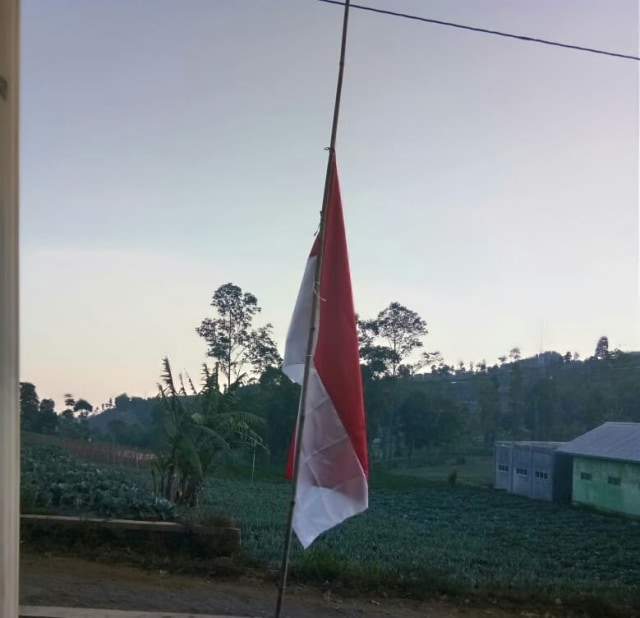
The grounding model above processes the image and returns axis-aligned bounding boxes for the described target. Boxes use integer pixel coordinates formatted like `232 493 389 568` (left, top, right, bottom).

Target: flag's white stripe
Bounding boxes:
283 256 318 384
283 255 368 548
293 366 367 548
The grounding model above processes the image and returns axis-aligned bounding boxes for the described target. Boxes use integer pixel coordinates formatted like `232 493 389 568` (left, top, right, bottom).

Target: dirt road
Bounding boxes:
20 553 560 618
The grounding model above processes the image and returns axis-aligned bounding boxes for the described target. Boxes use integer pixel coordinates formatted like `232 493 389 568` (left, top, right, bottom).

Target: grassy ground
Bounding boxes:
387 456 494 486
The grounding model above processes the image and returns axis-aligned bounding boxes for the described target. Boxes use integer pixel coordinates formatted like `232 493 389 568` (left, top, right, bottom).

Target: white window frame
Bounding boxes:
0 1 20 616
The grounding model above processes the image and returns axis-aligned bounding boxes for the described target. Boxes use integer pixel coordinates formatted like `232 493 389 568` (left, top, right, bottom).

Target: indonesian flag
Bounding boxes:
282 157 369 549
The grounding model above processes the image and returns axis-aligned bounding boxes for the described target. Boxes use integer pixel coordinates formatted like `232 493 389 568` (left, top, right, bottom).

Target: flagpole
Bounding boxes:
274 1 351 616
0 0 21 616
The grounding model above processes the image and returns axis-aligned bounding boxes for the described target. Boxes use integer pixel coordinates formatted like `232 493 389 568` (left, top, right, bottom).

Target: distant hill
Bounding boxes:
88 394 158 447
86 349 640 451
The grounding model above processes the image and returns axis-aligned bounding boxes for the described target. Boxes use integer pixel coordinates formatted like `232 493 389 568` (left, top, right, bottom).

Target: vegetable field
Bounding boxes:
21 443 173 520
23 431 155 468
200 477 640 600
20 442 640 606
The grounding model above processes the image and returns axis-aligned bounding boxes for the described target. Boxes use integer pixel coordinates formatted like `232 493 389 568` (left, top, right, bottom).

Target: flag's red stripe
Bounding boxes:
309 236 320 258
285 427 295 479
313 160 369 476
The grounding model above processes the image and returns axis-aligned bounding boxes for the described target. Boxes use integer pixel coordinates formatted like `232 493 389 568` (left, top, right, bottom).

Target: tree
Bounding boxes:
478 369 500 445
20 382 40 432
357 316 398 378
358 302 428 461
360 369 395 455
58 412 75 437
257 366 299 464
371 302 428 376
38 398 58 434
108 419 127 443
362 345 400 379
436 363 454 376
594 336 610 360
397 388 462 461
356 314 375 349
359 309 435 379
114 393 131 410
74 398 93 414
153 357 265 505
63 393 75 410
196 283 281 388
397 390 432 461
422 350 444 374
507 363 525 437
53 393 89 438
509 347 521 362
525 378 559 440
246 325 282 377
70 399 93 439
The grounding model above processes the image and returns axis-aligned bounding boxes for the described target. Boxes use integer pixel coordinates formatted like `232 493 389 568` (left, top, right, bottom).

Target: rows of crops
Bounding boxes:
21 443 173 520
21 442 640 604
198 477 640 600
23 432 155 468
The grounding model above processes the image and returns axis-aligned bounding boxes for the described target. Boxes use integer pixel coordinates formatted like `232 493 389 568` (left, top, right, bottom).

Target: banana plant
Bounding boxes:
154 357 265 506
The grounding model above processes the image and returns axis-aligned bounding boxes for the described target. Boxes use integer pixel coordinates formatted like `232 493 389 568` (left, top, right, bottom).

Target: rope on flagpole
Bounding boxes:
274 1 351 616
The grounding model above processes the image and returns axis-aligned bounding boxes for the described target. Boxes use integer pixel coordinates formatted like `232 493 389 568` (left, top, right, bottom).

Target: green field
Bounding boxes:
200 477 640 598
389 456 494 485
20 442 640 609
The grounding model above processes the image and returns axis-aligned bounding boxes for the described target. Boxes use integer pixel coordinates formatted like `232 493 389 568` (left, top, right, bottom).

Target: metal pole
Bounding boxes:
0 0 21 616
251 446 256 485
274 2 351 616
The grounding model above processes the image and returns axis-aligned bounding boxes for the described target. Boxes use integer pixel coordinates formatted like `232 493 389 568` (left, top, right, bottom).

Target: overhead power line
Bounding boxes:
316 0 640 62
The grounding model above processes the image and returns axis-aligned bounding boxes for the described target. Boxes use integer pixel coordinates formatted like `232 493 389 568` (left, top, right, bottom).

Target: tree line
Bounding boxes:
20 283 640 502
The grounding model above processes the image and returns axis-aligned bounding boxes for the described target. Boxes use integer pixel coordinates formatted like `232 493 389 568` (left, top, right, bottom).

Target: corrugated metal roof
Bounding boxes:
515 441 566 448
495 441 566 449
557 422 640 463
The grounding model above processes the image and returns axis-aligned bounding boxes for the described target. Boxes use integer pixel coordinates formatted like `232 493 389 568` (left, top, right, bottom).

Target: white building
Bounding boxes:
494 441 572 503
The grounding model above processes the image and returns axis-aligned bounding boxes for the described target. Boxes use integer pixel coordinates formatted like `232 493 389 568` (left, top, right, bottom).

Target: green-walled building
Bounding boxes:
557 422 640 518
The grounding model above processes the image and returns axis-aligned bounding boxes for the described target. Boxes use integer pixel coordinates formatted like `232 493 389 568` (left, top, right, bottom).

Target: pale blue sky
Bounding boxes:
20 0 639 407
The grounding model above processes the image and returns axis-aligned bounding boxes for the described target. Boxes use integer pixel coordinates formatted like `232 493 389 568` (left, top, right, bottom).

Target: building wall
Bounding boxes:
512 446 533 497
494 442 571 502
552 453 573 504
510 447 554 501
572 457 640 517
494 443 513 491
530 450 554 502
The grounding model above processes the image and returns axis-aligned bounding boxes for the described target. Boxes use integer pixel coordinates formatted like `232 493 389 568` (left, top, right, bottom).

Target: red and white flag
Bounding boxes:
282 158 368 549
